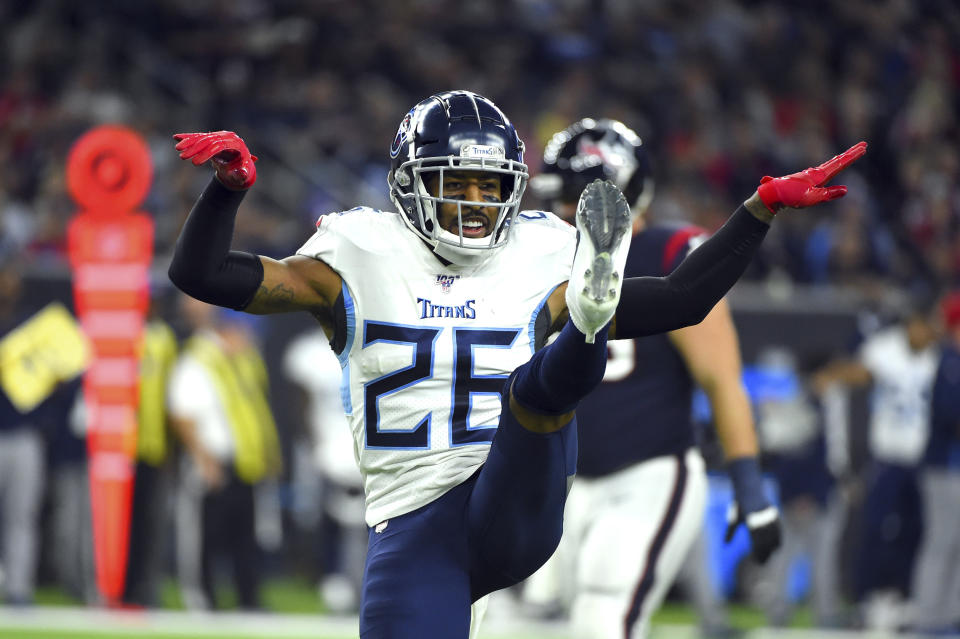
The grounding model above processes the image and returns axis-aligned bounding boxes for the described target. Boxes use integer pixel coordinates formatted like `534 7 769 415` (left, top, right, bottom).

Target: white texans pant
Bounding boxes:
524 448 707 639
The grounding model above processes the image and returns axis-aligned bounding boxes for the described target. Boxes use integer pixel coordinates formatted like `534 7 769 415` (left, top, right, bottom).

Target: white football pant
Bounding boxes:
524 448 707 639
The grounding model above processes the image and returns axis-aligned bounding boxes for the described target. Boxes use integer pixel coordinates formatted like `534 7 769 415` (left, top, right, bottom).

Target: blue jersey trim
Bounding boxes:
527 287 558 353
338 282 356 368
340 363 353 416
338 282 356 414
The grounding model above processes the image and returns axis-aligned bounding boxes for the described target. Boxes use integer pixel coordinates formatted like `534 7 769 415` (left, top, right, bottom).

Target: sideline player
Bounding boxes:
168 90 865 638
524 118 781 638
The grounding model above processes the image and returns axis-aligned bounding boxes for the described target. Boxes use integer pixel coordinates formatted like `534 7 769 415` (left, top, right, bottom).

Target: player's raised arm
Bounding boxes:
610 142 868 339
167 131 341 316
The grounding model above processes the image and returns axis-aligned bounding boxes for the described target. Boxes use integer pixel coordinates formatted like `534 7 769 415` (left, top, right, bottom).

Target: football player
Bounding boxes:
525 118 783 638
168 90 865 638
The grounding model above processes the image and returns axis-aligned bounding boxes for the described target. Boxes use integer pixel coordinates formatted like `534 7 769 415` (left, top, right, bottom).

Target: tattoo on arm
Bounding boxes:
258 282 295 305
246 281 299 313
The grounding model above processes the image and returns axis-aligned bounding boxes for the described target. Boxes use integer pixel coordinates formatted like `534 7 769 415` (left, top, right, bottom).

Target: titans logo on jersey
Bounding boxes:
296 206 576 526
417 297 476 319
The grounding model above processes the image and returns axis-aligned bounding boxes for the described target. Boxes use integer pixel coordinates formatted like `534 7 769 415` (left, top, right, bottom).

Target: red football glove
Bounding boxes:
173 131 258 190
756 141 867 214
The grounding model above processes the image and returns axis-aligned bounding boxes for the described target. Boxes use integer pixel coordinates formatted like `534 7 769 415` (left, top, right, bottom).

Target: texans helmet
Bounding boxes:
388 90 528 265
532 118 653 219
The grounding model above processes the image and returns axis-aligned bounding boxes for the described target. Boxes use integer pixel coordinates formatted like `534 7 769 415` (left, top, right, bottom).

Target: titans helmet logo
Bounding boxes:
390 112 413 159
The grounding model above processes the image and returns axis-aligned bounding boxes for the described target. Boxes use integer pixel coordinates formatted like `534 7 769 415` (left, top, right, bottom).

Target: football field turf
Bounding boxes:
0 582 904 639
1 604 929 639
0 581 735 638
0 607 564 639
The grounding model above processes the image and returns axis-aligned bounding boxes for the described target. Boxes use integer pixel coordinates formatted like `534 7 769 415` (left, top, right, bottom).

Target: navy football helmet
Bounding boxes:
388 90 528 265
532 118 653 219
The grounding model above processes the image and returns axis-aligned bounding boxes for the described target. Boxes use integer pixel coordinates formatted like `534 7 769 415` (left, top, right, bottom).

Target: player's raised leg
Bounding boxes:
505 180 631 434
466 183 634 595
466 393 577 599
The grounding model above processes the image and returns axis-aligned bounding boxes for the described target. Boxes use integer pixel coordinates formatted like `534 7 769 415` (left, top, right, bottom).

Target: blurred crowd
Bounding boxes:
1 0 960 634
1 0 958 295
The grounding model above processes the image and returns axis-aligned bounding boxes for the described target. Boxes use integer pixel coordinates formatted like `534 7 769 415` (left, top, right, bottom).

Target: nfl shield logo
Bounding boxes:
436 274 459 294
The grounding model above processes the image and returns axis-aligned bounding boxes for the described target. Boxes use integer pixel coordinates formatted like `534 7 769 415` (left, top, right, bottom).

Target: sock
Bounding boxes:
511 320 609 415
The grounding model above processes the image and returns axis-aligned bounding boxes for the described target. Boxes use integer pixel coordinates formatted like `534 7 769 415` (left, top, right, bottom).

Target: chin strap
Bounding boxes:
432 240 496 267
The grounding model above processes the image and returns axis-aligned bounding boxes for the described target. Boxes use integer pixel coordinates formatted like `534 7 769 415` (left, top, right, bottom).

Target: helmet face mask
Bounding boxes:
532 118 653 220
396 156 527 250
388 91 528 265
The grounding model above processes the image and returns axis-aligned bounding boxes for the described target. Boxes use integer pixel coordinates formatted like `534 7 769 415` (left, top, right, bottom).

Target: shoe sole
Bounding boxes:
576 180 631 303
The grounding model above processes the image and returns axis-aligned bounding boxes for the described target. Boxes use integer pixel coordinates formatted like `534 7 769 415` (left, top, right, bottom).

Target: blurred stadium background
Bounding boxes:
1 0 959 637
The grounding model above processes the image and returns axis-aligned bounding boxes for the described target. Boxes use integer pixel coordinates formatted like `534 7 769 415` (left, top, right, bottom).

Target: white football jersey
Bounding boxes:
859 326 938 465
283 329 360 487
297 207 576 526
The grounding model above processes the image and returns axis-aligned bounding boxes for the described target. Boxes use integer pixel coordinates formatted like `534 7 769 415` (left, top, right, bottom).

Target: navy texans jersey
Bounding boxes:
576 222 707 477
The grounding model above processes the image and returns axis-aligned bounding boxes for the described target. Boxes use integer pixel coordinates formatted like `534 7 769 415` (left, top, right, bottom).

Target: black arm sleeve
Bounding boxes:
614 205 769 338
167 178 264 310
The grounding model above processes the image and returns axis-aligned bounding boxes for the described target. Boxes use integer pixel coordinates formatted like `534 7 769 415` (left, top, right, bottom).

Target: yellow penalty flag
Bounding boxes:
0 302 90 413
